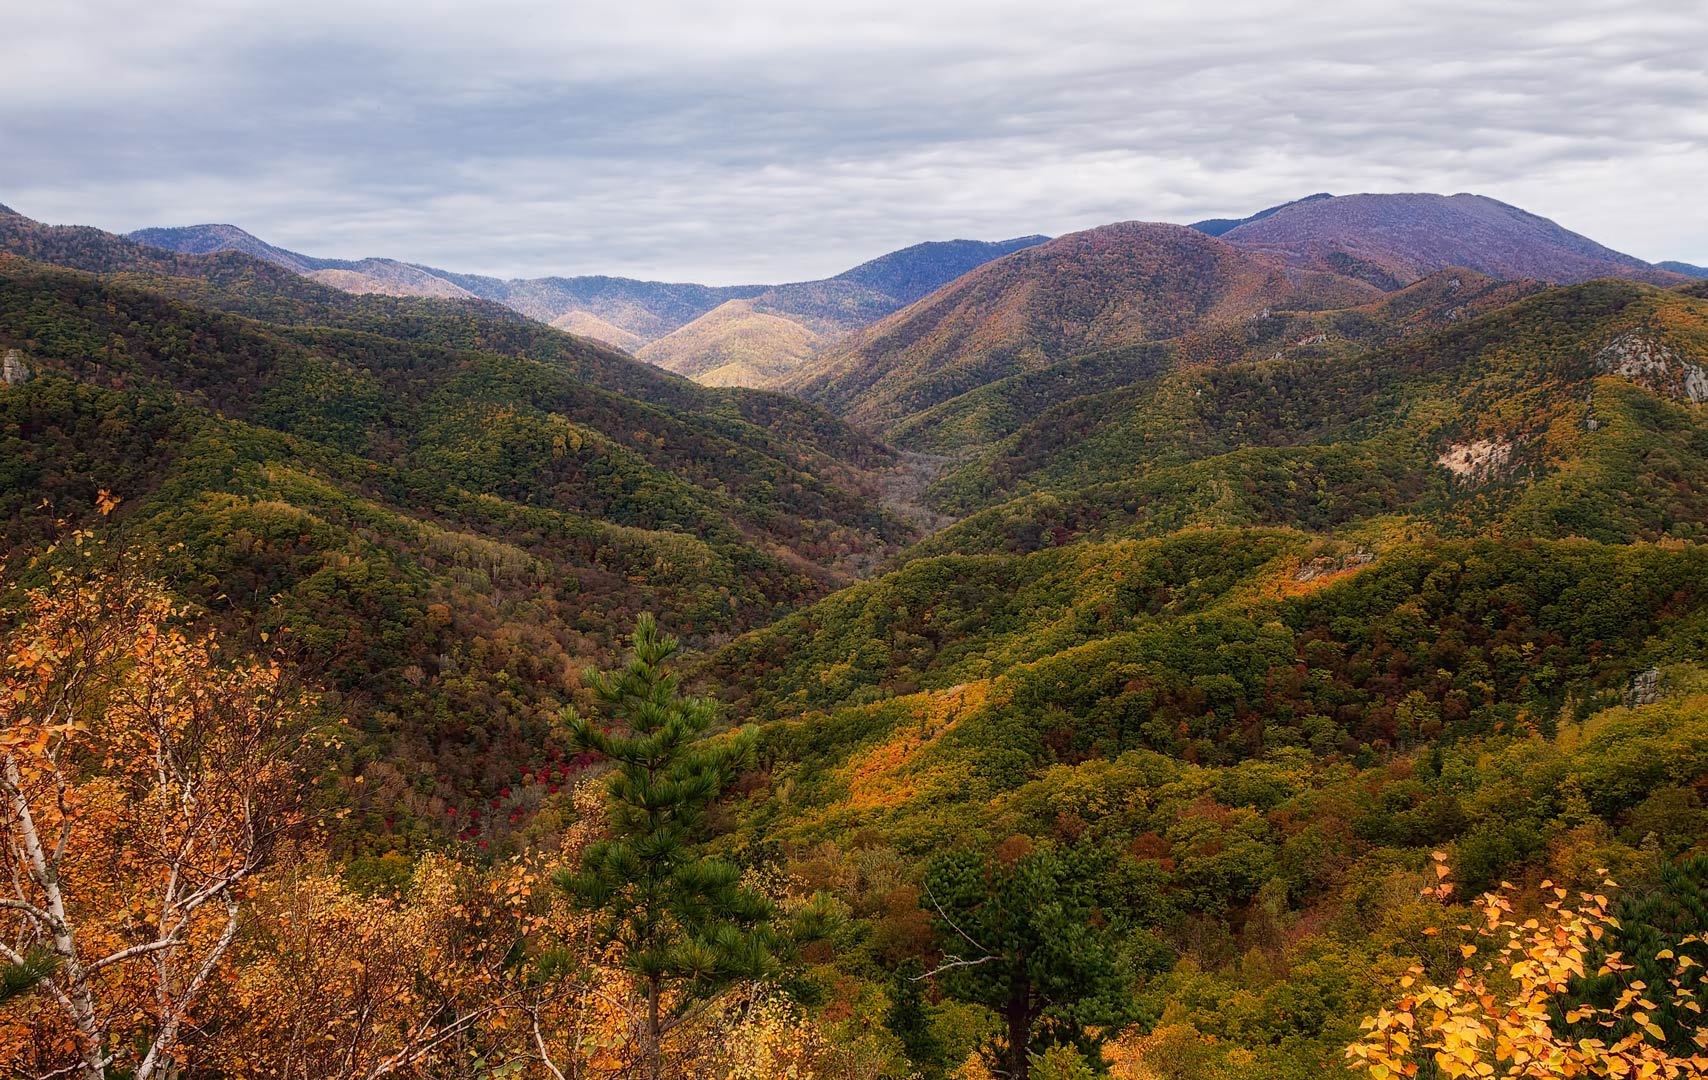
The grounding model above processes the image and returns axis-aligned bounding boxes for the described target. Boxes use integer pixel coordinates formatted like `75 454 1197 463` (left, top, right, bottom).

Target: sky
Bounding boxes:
4 0 1706 284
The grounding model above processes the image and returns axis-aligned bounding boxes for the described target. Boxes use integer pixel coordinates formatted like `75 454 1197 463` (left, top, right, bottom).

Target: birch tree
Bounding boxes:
0 531 316 1079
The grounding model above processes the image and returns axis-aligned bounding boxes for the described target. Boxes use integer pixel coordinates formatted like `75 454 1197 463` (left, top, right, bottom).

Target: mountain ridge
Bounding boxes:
125 222 1049 366
1219 191 1684 287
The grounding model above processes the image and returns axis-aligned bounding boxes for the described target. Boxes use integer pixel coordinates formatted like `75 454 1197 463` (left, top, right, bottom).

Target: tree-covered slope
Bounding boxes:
784 221 1380 430
914 279 1708 552
637 298 826 386
881 268 1545 454
0 227 919 843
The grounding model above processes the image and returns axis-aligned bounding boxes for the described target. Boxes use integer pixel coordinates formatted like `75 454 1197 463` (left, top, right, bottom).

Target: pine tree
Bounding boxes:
885 957 946 1079
923 839 1130 1080
555 614 778 1080
0 949 56 1005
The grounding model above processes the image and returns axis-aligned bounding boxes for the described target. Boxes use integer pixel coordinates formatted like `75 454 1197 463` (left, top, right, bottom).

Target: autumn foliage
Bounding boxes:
1 528 315 1079
1347 853 1708 1079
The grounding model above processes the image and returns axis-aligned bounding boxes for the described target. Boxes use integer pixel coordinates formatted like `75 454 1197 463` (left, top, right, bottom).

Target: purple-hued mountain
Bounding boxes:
1212 192 1682 288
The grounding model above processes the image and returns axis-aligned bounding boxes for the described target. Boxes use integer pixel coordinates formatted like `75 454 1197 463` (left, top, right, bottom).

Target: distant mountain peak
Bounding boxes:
1189 193 1334 237
129 223 329 274
1212 191 1680 287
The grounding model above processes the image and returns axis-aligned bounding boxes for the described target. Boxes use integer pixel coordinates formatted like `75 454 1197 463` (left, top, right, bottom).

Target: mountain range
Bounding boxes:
7 188 1708 1078
784 193 1687 435
128 195 1692 410
129 222 1047 386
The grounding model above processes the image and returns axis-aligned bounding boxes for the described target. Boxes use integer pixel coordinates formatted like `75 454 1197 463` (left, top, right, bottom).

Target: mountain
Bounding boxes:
756 235 1050 329
919 276 1708 546
548 309 646 352
637 298 826 386
784 220 1380 430
780 193 1688 442
126 224 1048 372
421 271 766 340
128 223 768 347
1217 192 1684 288
643 235 1051 384
880 266 1546 453
306 260 480 299
128 223 332 273
1660 260 1708 278
1187 191 1334 237
0 205 914 828
129 224 484 299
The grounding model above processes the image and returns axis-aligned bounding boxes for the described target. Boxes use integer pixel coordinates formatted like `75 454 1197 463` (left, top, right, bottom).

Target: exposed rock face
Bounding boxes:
1437 437 1515 483
1627 667 1663 707
1 348 30 385
1596 332 1708 404
1293 550 1375 582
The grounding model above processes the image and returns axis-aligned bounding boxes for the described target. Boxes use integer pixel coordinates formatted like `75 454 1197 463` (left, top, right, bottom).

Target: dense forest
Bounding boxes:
3 203 1708 1079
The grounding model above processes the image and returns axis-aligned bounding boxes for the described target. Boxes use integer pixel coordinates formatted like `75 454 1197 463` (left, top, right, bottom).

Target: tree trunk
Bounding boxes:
4 755 106 1080
645 974 663 1080
1005 978 1031 1080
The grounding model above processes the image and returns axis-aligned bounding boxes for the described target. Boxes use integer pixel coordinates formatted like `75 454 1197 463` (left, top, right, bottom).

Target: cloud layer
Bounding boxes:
4 0 1705 282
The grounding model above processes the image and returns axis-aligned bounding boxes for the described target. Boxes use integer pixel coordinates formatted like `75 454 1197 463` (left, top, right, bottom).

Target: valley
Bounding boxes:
5 188 1708 1079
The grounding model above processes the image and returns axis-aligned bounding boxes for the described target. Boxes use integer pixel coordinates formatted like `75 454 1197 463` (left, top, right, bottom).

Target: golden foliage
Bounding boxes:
1347 853 1708 1079
1 533 317 1079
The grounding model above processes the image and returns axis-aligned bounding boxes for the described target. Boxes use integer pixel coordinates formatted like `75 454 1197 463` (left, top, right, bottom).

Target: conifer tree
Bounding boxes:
555 614 778 1080
924 839 1130 1080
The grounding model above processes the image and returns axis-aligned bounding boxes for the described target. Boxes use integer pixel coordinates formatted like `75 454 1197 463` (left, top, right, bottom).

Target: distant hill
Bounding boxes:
784 221 1379 429
1218 192 1683 287
1188 192 1334 237
548 309 646 352
638 299 826 386
1660 260 1708 279
127 224 764 348
126 223 1047 371
306 260 478 299
756 235 1050 330
128 223 333 274
647 235 1051 383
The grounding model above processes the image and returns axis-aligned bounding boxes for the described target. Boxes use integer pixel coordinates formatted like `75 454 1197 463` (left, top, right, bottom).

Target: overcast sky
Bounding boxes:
4 0 1705 283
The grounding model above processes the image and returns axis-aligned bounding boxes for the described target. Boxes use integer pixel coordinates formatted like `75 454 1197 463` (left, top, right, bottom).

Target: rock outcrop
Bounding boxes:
1596 332 1708 404
1 348 30 386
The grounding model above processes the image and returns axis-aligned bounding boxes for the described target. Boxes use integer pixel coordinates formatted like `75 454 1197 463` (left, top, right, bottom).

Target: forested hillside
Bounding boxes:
785 221 1381 430
5 197 1708 1080
0 209 914 854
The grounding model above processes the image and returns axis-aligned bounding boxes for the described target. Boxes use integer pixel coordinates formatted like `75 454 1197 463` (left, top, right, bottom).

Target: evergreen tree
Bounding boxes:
555 614 778 1080
923 839 1130 1080
0 949 56 1005
1563 855 1708 1054
885 957 946 1079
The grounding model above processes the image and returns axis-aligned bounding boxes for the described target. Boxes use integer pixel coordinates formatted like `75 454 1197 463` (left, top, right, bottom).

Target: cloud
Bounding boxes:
3 0 1705 282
